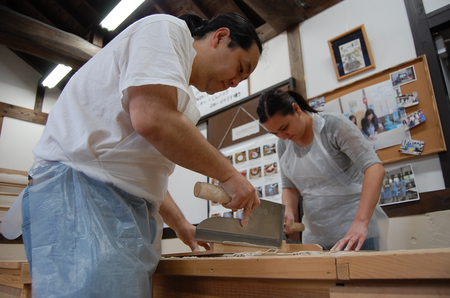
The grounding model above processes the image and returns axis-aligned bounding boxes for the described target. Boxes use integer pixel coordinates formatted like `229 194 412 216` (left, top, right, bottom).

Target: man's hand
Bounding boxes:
220 173 260 227
159 191 210 252
175 224 210 252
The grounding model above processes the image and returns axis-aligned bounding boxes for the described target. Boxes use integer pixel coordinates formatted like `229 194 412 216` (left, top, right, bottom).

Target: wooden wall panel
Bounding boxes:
207 79 294 149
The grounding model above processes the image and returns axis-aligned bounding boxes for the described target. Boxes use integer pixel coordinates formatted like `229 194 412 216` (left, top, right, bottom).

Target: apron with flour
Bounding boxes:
280 113 388 249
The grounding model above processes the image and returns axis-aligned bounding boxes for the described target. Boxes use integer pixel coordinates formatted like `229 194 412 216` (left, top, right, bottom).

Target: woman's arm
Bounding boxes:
282 188 300 235
331 162 385 251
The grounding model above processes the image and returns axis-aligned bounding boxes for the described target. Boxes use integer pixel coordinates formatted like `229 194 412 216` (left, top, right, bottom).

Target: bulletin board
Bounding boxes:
207 79 294 149
314 55 446 164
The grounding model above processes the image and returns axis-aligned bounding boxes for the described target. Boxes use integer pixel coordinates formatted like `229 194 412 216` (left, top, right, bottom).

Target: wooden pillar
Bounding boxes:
287 25 307 99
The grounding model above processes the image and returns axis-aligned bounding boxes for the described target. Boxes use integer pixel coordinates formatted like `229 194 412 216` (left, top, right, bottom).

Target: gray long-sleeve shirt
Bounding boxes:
278 112 381 190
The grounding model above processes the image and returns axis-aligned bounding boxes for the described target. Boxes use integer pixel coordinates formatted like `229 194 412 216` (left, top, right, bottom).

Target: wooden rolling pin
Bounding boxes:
193 182 305 232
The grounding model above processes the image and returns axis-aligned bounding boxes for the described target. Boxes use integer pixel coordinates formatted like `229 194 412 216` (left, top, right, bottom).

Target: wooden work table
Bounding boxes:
153 248 450 297
1 248 449 297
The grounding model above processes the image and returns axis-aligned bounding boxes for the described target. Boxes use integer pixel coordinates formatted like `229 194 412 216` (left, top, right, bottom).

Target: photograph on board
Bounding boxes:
379 164 419 206
324 81 411 151
390 65 417 87
398 139 425 155
402 109 426 130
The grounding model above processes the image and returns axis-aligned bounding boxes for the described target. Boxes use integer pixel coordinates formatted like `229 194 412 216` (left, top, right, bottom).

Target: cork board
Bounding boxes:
314 55 446 164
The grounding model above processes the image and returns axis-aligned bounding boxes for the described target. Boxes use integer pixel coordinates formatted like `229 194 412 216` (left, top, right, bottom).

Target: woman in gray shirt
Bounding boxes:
257 89 388 251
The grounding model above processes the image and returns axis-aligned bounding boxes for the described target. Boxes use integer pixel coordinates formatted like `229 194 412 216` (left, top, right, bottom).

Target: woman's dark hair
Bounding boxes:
349 115 357 125
361 108 379 136
257 89 317 124
178 12 262 54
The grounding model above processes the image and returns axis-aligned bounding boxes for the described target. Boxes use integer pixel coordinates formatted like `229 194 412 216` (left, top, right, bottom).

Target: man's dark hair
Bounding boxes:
179 12 262 54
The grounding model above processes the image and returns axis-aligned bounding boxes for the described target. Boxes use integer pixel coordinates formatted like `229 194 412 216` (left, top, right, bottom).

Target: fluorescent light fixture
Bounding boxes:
42 64 72 88
100 0 145 31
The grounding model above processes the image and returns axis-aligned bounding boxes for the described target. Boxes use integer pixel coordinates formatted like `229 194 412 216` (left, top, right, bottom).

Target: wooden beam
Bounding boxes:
34 84 45 112
32 0 87 37
198 0 247 19
404 0 450 188
4 0 55 26
242 0 306 34
0 5 100 69
154 0 208 19
287 25 306 98
0 102 48 125
300 0 345 19
256 23 277 43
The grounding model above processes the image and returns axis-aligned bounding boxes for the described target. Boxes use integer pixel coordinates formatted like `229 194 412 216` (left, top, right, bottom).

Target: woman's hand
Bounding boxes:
331 163 385 251
284 211 296 234
282 188 300 234
330 222 368 251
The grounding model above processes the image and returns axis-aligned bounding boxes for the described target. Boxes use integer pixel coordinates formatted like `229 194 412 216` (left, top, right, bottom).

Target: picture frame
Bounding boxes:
328 25 375 81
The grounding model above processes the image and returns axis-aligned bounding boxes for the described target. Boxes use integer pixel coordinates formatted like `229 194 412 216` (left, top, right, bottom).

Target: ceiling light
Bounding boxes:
41 64 72 88
100 0 145 31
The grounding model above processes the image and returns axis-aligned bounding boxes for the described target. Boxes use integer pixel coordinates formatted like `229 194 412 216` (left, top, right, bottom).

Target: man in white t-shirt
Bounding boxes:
21 12 262 297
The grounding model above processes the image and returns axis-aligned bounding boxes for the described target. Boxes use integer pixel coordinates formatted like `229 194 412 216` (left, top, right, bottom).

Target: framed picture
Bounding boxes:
328 25 375 81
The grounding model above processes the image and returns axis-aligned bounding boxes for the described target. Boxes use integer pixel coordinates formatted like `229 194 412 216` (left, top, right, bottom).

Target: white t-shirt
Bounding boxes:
33 14 200 203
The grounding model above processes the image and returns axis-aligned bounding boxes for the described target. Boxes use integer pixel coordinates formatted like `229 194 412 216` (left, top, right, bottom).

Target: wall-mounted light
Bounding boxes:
100 0 145 31
41 64 72 88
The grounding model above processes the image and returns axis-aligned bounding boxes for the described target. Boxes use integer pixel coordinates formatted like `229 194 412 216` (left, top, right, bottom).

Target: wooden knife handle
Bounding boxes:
194 182 232 204
290 222 305 232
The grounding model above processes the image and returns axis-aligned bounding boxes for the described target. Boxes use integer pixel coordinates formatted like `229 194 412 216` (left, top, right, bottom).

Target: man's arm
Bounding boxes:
159 191 209 252
127 84 260 225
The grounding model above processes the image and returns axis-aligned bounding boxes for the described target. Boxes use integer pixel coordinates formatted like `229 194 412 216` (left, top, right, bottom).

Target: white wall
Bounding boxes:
249 32 291 93
300 0 417 99
0 46 54 172
298 0 449 250
423 0 450 14
0 46 41 109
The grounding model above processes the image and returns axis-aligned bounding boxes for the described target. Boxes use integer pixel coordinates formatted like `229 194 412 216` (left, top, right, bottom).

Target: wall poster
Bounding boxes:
208 133 282 218
193 80 249 118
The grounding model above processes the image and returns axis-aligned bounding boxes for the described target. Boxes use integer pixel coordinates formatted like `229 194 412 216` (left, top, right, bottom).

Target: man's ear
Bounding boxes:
211 28 231 48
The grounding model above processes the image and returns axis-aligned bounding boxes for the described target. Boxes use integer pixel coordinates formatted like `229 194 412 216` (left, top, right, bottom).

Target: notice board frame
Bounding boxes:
312 55 446 164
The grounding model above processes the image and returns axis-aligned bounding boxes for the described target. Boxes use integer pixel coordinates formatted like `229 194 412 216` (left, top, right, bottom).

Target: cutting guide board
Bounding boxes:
162 241 323 258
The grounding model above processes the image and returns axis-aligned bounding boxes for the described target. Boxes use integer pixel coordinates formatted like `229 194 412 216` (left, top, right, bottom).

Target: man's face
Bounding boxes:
192 29 260 95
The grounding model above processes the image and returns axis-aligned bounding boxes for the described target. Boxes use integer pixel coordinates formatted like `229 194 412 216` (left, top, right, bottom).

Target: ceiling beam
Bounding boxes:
256 23 277 43
32 0 87 37
154 0 208 19
299 0 344 19
0 5 100 69
0 102 48 125
242 0 306 34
